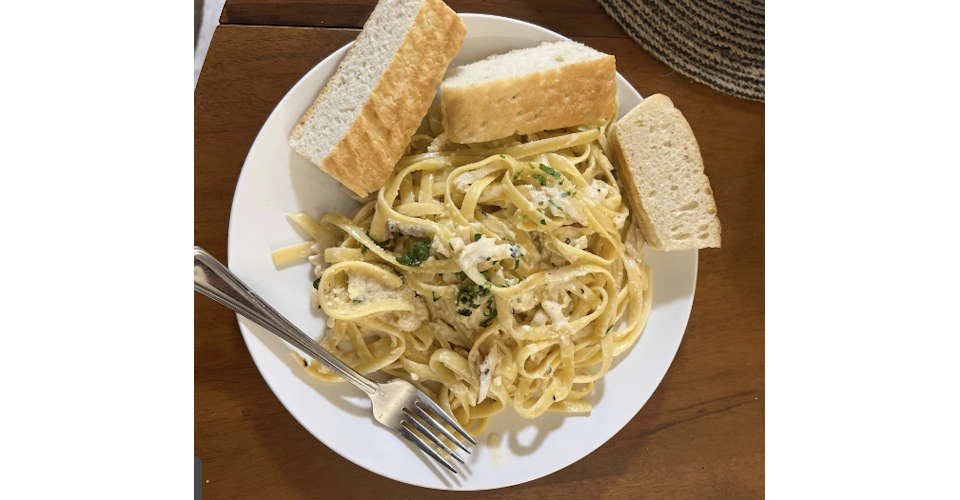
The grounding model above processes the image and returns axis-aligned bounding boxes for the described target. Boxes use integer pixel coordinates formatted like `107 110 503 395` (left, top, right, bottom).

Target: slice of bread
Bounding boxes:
290 0 466 197
609 94 721 250
440 41 617 143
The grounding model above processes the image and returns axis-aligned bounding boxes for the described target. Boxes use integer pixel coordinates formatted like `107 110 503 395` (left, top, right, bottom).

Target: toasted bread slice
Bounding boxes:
440 41 617 143
609 94 721 250
290 0 466 197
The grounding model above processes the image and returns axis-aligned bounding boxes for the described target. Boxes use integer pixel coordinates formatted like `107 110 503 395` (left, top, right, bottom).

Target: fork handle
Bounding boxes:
194 246 377 395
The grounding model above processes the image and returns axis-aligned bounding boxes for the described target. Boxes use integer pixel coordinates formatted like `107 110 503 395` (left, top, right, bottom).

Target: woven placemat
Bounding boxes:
597 0 764 101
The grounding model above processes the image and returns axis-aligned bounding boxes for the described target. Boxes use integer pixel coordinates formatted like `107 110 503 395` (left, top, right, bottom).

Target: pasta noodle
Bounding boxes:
273 106 652 435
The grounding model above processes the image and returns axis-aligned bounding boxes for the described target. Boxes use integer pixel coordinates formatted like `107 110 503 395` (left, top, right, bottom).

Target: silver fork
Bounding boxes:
194 246 476 473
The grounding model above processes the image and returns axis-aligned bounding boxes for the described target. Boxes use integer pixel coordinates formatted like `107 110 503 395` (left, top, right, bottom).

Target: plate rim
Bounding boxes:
225 12 697 490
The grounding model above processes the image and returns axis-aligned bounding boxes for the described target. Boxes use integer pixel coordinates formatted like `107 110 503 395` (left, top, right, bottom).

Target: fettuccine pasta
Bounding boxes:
273 106 652 435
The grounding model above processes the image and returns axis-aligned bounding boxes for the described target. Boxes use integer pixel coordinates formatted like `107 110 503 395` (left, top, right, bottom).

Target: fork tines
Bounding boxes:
398 398 477 473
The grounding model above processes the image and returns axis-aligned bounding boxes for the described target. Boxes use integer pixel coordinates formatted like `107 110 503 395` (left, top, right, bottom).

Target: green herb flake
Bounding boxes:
456 271 467 281
312 278 321 290
499 154 506 159
539 164 561 178
540 219 546 225
432 292 440 302
561 191 571 198
532 173 547 186
456 280 489 309
508 244 523 259
479 299 498 328
473 233 481 241
515 259 520 270
457 308 473 317
396 240 431 267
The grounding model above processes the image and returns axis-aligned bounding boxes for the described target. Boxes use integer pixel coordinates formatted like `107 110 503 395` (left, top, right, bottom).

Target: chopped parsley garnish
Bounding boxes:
456 280 490 309
532 173 547 186
456 271 467 281
508 244 523 259
312 278 321 290
539 164 561 178
499 154 506 159
479 299 498 328
548 200 565 213
458 308 473 316
473 233 481 241
432 292 440 302
561 191 571 198
515 259 520 270
396 240 431 266
540 219 546 225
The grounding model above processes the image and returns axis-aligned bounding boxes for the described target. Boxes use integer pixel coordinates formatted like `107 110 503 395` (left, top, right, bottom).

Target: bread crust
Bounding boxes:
292 0 466 197
440 55 617 143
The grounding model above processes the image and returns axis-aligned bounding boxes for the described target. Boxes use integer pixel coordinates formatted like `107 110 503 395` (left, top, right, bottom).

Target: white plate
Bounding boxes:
227 13 697 490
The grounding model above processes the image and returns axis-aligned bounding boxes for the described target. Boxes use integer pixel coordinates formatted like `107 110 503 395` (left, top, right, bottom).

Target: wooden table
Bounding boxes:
196 1 764 498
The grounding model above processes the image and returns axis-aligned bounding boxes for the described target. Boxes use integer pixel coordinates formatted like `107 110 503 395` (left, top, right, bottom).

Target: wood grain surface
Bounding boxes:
196 5 764 497
221 0 625 37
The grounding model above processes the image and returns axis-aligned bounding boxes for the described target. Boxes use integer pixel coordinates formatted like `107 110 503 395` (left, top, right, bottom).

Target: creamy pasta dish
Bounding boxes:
273 107 652 435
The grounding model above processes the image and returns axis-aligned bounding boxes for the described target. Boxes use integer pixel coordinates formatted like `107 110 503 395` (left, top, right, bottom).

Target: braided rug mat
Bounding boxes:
597 0 764 101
